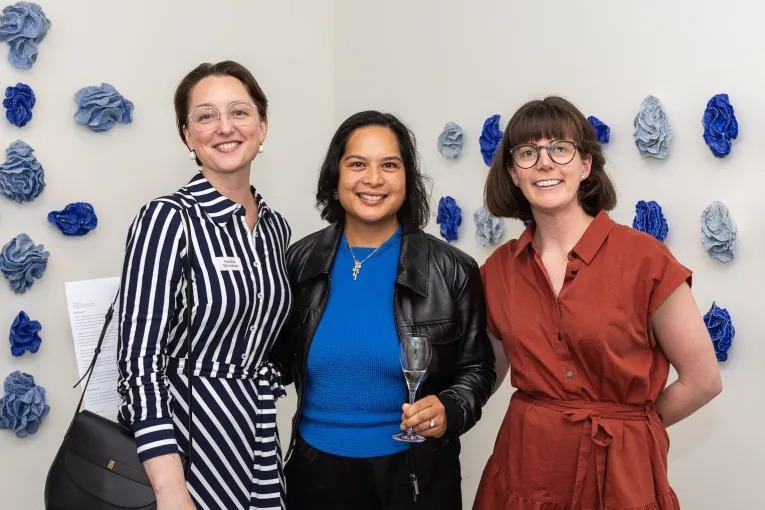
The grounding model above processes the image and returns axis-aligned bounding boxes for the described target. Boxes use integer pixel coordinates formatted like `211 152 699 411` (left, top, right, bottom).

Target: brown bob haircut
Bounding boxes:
174 60 268 166
484 96 617 221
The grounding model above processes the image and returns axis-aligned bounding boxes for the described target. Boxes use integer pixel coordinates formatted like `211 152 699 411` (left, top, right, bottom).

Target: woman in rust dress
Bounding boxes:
474 96 722 510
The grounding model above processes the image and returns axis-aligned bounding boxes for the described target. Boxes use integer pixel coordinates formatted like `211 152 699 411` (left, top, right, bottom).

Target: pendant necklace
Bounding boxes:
346 241 382 281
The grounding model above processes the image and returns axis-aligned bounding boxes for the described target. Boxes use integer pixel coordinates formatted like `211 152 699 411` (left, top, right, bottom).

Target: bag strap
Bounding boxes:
72 204 196 470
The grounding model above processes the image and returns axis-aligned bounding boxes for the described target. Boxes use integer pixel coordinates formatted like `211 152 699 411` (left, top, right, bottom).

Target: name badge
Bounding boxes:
213 256 243 271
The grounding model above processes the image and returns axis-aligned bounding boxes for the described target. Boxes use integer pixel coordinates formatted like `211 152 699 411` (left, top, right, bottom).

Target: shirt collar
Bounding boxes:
183 171 271 226
512 210 616 264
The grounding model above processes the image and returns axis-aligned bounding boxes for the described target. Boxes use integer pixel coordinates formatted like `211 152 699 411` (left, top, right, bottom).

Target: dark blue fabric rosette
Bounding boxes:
479 114 502 166
632 200 668 242
587 115 610 144
0 2 50 69
436 196 462 242
0 370 49 437
48 202 98 236
3 82 35 127
0 233 49 294
704 302 734 362
0 139 45 202
74 83 134 132
702 93 738 158
9 311 41 356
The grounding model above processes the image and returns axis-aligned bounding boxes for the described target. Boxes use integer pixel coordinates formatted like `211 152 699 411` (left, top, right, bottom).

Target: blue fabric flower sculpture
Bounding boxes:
0 233 49 293
0 370 49 437
9 311 41 356
48 202 98 236
3 83 35 127
632 200 668 242
0 140 45 202
633 95 671 159
436 196 462 242
702 93 738 158
700 201 736 262
587 115 610 144
473 206 504 246
437 121 464 159
74 83 134 132
0 2 50 69
479 114 502 166
704 302 734 362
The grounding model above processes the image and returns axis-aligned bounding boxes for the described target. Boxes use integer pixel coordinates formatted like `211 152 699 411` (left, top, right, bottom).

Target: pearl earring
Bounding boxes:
258 143 264 154
189 150 197 160
581 175 586 181
513 180 519 186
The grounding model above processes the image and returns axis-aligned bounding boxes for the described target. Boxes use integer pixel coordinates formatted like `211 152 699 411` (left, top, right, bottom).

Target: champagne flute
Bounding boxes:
393 334 432 443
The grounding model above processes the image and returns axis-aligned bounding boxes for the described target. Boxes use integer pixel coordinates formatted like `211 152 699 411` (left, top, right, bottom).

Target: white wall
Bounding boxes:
333 1 762 508
2 1 762 509
0 1 333 508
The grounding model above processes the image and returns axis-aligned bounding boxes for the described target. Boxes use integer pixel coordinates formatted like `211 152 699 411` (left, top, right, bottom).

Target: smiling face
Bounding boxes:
509 137 591 217
182 75 267 177
337 125 406 241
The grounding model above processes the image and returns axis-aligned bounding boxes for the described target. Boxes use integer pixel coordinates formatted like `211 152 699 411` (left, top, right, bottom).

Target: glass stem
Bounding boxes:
408 386 417 434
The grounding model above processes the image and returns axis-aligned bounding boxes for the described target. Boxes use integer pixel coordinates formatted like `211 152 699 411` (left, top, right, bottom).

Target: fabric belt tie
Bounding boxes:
515 391 655 510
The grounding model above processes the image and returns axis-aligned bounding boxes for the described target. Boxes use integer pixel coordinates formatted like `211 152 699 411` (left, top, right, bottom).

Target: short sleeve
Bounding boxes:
646 241 693 317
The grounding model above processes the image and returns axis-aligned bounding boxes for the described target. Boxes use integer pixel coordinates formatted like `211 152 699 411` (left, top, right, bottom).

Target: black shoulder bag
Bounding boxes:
45 209 196 510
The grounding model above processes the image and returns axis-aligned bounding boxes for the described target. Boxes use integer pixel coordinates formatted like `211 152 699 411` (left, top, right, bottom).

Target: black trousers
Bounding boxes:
285 435 462 510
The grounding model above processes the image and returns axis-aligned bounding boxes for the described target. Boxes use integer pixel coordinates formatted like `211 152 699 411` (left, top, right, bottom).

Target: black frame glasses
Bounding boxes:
509 140 581 169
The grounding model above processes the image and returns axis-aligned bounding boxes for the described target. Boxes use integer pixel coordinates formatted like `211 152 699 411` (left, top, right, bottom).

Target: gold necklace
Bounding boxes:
346 240 382 281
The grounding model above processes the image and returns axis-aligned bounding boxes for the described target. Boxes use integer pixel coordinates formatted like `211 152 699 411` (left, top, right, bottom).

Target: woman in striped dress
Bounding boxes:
117 61 292 510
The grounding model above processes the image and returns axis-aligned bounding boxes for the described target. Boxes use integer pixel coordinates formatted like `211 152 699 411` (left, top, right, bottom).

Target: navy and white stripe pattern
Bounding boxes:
117 172 292 509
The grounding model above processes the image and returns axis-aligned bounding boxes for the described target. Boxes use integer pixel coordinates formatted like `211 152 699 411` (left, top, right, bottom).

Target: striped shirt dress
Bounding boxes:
117 172 293 510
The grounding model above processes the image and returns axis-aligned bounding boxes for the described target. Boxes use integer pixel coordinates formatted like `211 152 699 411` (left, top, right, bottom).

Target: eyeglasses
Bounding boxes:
509 140 581 169
188 101 260 132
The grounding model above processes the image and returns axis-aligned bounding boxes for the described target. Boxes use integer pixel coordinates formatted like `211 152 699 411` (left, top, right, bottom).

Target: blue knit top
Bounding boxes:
299 227 409 457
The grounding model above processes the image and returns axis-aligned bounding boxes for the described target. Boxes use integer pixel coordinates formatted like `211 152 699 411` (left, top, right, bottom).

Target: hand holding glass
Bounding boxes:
393 334 432 443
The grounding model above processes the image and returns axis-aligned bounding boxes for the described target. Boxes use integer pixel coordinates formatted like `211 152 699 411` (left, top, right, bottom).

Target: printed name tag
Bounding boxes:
213 257 243 271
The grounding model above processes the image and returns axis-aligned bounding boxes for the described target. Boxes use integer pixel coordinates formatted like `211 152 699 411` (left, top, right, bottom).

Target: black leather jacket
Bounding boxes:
271 223 495 489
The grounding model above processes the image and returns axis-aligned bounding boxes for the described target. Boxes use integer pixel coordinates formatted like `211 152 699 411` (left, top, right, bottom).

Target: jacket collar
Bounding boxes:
297 222 429 297
184 171 271 226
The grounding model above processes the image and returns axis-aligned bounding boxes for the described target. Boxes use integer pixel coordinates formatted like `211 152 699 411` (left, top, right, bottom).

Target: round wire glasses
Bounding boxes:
188 101 259 132
509 140 580 168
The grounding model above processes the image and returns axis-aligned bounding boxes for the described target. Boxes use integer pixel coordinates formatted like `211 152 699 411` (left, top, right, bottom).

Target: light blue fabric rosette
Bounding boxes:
3 83 35 127
479 114 502 166
632 200 668 242
700 201 736 262
704 302 734 362
0 233 49 293
74 83 134 132
587 116 610 144
9 311 41 356
48 202 98 236
702 93 738 158
473 206 504 246
633 95 671 159
0 370 49 437
437 122 464 159
0 140 45 202
436 196 462 242
0 2 50 69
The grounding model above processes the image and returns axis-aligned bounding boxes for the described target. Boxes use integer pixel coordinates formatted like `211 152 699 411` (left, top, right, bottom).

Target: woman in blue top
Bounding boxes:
272 111 495 509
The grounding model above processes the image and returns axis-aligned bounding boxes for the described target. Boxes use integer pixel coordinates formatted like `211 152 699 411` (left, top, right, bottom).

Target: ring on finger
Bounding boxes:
429 418 435 428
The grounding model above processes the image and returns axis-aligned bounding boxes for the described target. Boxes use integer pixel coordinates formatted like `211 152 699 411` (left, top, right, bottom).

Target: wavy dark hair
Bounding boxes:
174 60 268 166
316 110 431 229
485 96 617 221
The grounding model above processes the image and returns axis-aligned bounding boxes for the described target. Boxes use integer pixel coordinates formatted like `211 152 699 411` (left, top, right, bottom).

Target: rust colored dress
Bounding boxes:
474 212 690 510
